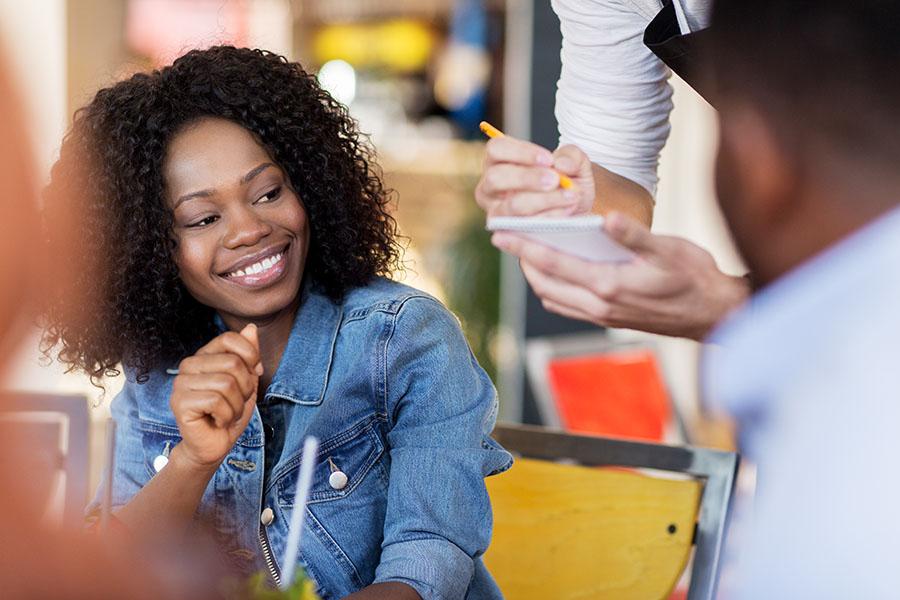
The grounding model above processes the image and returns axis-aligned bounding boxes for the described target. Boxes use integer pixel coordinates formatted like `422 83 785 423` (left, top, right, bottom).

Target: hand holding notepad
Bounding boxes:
487 215 635 263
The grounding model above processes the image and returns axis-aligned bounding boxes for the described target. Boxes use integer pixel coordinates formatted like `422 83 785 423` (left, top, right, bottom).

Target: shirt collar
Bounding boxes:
702 205 900 422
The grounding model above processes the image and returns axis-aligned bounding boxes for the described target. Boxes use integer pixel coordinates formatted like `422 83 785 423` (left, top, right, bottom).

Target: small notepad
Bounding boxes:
487 216 635 263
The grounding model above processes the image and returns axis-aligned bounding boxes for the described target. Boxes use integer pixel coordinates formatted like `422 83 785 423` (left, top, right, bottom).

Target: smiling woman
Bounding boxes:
165 119 309 329
41 46 511 600
43 46 399 384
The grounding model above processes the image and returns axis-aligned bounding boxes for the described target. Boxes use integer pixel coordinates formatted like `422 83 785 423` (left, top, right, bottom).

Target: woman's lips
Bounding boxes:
221 245 289 288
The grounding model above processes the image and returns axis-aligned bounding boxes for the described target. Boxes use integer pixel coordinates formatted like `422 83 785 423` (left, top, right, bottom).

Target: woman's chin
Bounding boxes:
216 278 303 326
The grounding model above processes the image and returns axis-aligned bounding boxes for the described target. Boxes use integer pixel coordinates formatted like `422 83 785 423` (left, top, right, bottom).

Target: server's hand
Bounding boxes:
476 135 594 217
492 212 750 340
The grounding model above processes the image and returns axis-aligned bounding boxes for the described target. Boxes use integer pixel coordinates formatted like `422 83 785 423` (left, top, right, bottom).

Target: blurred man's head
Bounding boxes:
710 1 900 286
0 57 40 366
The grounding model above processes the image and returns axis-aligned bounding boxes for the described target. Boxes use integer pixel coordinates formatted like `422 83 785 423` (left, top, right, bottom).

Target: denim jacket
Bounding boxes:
92 278 512 600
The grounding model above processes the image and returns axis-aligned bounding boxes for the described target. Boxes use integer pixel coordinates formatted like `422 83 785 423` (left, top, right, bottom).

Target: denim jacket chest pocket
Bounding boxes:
269 419 390 595
273 420 387 506
138 419 182 480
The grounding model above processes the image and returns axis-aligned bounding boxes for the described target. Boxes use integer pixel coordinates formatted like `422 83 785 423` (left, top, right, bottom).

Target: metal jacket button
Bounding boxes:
153 454 169 473
153 441 172 473
260 507 275 526
327 457 348 490
329 470 348 490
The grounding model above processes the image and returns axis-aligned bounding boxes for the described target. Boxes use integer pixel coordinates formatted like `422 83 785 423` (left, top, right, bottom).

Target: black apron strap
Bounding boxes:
643 1 716 106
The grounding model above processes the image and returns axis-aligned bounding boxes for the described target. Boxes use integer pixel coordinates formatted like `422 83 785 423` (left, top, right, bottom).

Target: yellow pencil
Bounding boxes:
479 121 574 190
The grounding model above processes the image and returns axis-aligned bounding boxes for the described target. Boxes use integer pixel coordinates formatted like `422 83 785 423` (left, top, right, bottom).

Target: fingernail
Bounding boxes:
605 211 621 229
536 151 553 166
255 362 264 376
563 190 578 202
540 171 559 189
556 157 575 172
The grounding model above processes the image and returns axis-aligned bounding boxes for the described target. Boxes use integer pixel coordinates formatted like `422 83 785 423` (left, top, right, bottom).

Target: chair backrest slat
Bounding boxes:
0 393 91 527
488 424 739 600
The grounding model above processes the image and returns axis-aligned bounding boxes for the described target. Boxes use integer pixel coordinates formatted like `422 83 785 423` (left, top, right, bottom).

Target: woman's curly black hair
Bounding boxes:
42 46 402 384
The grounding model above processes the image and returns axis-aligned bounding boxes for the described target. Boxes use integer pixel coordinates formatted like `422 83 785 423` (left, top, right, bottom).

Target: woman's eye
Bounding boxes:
256 186 283 204
186 215 219 228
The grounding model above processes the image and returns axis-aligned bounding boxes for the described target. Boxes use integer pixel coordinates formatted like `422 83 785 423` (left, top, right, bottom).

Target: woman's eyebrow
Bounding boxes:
174 188 214 209
240 162 275 185
174 162 276 209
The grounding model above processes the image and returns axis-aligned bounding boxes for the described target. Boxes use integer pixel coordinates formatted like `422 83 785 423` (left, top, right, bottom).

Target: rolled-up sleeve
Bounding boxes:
374 296 512 600
553 0 674 197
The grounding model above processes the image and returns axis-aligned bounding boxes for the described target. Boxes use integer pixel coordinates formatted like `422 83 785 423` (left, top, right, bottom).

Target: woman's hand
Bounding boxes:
475 135 594 217
170 323 263 469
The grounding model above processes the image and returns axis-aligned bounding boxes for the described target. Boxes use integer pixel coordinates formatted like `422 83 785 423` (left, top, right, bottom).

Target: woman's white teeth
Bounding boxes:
229 252 283 278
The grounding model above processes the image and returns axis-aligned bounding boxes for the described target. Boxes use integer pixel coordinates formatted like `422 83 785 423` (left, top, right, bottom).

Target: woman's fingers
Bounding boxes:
196 330 261 375
178 353 257 398
239 323 264 375
175 389 237 429
229 391 258 438
174 373 247 424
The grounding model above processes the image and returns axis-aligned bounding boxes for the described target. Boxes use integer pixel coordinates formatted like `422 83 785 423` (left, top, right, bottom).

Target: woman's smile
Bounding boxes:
219 242 290 288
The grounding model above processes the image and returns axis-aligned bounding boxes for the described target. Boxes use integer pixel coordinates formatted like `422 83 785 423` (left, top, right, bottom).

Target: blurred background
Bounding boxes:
0 0 742 495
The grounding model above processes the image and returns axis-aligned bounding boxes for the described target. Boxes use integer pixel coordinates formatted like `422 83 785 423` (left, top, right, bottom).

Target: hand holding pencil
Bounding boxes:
475 120 595 217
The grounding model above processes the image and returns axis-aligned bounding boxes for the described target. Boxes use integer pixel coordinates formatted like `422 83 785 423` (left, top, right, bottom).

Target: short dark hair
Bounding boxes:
710 1 900 173
42 46 402 384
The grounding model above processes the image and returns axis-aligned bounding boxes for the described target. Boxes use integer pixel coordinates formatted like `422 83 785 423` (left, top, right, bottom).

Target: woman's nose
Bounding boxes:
223 207 273 249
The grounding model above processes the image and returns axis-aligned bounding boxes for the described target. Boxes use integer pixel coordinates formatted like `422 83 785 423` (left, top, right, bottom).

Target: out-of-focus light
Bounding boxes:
312 20 435 73
318 59 357 106
126 0 249 66
433 44 490 111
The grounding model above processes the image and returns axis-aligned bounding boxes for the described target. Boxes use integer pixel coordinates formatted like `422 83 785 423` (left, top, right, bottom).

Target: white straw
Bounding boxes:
99 418 116 533
280 436 319 589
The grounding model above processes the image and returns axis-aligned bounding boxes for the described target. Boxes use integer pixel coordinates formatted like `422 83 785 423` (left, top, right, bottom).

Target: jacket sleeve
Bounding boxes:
373 296 512 600
84 378 150 523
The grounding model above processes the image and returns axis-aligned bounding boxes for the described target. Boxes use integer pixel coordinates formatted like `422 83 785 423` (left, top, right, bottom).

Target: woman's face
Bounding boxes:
164 117 309 326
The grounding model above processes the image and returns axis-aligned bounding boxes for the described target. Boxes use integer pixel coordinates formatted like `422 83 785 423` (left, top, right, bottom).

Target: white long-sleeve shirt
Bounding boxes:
552 0 712 196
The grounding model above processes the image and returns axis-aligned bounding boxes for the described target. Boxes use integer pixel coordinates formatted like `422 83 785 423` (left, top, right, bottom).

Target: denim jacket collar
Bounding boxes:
266 285 342 405
213 281 343 406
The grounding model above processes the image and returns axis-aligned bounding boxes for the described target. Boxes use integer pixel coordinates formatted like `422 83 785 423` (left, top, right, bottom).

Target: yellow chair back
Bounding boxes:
484 457 701 600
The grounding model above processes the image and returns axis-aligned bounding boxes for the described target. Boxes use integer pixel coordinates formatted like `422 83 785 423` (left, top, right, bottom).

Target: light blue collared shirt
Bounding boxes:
703 205 900 599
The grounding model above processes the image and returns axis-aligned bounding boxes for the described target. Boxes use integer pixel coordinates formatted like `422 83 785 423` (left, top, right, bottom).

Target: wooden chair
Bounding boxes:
0 393 91 526
484 424 739 600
